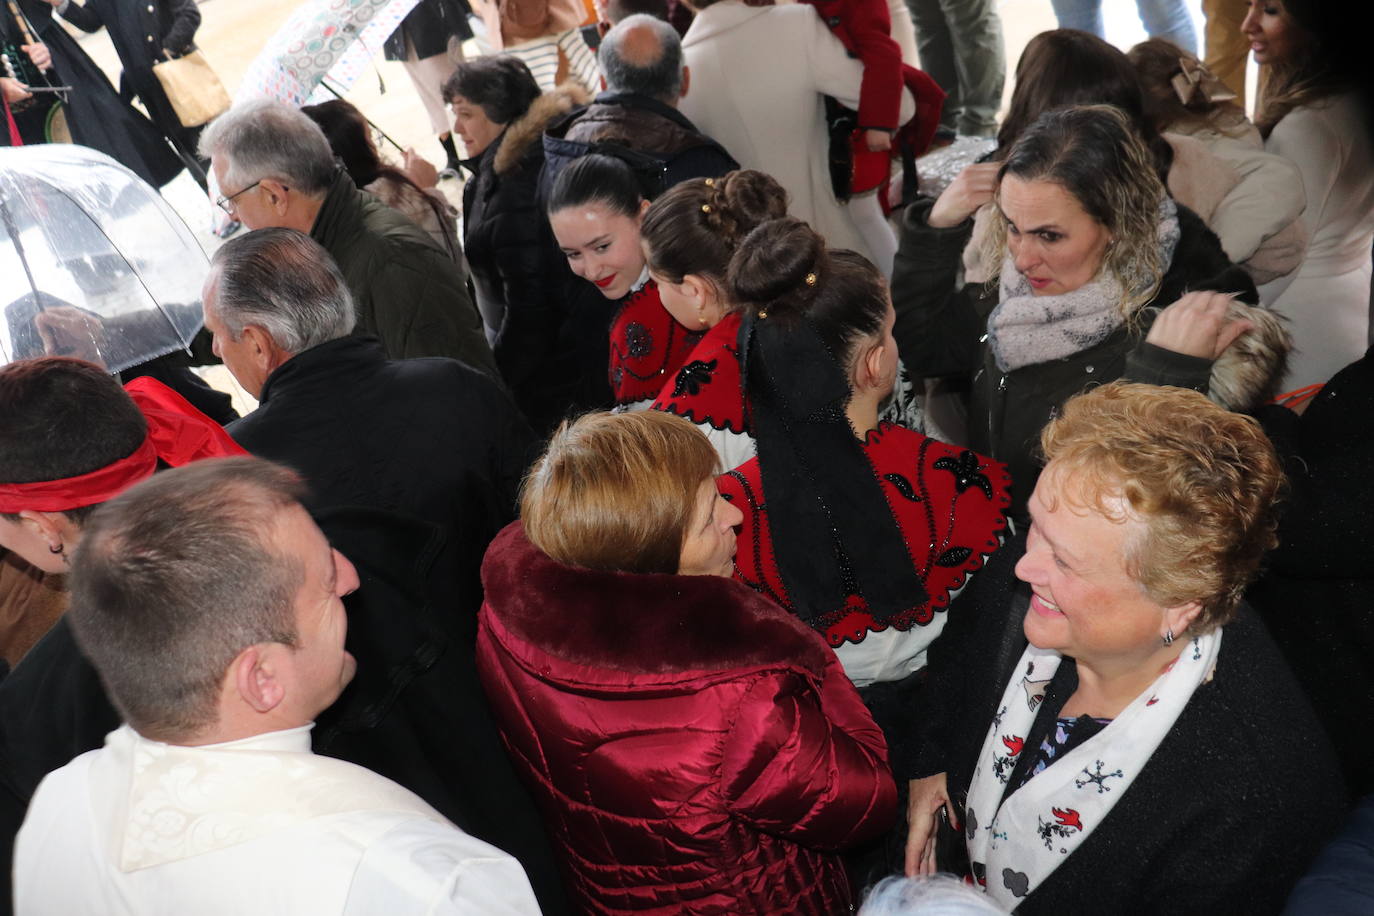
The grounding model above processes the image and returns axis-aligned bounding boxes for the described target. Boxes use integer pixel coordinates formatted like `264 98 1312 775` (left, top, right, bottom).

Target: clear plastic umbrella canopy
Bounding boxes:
0 143 206 372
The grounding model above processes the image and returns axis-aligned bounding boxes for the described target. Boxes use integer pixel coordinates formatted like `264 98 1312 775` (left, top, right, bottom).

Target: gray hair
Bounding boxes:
599 14 683 103
199 99 337 196
859 876 1008 916
68 459 306 743
207 228 355 353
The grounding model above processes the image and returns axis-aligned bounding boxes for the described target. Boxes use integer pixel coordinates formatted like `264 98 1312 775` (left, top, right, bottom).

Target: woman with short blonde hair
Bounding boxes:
477 410 897 913
903 382 1344 912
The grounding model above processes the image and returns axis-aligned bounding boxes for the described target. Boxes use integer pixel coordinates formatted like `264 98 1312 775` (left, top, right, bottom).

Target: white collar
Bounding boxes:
104 724 439 872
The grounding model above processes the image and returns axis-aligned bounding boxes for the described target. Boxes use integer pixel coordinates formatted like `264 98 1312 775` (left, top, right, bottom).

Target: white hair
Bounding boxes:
859 875 1008 916
199 99 337 196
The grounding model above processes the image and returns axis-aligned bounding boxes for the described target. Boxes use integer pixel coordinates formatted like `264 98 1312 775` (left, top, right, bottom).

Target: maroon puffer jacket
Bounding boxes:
476 522 898 914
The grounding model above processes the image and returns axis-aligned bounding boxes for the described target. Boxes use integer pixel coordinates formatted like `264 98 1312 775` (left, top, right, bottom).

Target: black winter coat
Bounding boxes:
461 86 600 434
541 91 739 197
2 0 182 184
892 199 1257 518
382 0 471 62
228 335 536 633
57 0 204 165
1249 347 1374 797
913 533 1348 915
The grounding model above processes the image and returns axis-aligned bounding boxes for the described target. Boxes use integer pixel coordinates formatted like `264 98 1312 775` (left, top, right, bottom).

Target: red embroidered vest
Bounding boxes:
608 280 703 406
719 422 1011 647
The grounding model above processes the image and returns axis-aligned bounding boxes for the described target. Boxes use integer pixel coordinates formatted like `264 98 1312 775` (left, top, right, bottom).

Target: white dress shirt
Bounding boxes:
14 724 541 915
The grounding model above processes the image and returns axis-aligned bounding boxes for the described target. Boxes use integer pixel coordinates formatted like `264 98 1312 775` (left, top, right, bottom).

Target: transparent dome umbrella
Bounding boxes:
0 143 206 372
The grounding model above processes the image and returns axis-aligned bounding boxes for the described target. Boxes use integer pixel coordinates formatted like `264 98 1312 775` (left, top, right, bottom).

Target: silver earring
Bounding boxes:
1163 628 1175 646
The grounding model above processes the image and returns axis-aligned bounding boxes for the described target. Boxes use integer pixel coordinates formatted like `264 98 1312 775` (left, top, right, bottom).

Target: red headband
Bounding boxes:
0 377 247 514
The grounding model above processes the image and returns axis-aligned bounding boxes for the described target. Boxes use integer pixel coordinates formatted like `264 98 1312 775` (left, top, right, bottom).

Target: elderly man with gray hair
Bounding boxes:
199 230 567 912
11 458 541 914
204 228 534 553
543 13 737 190
199 100 495 376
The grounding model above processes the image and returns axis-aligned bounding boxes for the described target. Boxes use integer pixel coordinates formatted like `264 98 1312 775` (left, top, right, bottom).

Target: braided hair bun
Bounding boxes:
641 170 789 284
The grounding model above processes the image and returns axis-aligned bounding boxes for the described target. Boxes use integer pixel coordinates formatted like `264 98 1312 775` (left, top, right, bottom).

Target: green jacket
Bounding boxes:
310 170 497 377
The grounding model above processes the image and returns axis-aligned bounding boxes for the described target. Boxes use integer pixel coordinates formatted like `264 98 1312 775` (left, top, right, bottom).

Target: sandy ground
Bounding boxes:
58 0 1240 410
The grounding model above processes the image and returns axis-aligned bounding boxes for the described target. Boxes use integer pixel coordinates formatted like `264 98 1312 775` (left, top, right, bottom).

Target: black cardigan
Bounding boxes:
915 533 1348 915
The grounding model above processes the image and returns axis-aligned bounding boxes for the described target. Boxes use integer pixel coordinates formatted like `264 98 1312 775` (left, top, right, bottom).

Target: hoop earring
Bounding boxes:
1162 628 1175 647
49 543 70 566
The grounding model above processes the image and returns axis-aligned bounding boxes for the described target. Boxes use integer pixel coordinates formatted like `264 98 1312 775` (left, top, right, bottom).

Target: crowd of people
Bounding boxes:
2 0 1372 913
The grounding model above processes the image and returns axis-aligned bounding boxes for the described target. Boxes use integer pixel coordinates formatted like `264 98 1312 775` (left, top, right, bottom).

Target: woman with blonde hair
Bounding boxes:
892 104 1279 518
475 409 897 914
1242 0 1374 389
902 382 1346 912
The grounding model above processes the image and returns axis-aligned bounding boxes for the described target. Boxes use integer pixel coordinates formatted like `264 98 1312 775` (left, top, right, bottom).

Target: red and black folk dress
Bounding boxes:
651 312 756 470
608 275 702 411
718 421 1011 686
655 313 927 472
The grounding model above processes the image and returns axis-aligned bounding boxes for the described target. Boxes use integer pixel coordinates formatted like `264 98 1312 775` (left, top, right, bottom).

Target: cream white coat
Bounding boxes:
679 2 914 269
1259 93 1374 389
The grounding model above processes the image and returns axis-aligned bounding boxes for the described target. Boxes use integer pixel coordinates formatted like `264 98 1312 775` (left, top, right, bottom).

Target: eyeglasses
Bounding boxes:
215 179 268 215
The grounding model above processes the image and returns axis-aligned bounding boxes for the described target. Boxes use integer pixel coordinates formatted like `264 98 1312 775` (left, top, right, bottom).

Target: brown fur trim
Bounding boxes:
494 83 591 176
481 522 834 677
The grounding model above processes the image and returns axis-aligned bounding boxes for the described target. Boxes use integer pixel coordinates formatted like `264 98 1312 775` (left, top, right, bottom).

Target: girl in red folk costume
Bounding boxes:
714 218 1011 789
642 170 791 470
547 153 702 412
644 170 924 472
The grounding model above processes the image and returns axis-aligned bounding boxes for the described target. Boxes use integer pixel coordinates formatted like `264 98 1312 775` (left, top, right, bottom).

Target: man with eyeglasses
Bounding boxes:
199 99 496 377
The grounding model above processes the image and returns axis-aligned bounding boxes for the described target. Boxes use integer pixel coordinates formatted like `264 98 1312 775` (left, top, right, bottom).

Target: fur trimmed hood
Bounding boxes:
494 83 590 176
479 522 833 679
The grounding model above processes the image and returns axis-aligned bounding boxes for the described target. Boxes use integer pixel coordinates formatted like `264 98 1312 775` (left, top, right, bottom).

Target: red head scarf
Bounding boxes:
0 376 247 513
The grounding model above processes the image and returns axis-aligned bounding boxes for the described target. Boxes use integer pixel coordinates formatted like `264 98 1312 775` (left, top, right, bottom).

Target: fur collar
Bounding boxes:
494 83 590 176
481 522 833 677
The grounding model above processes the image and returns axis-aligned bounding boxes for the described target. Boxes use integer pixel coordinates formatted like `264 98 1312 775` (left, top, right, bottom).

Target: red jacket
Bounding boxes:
476 522 898 914
801 0 903 130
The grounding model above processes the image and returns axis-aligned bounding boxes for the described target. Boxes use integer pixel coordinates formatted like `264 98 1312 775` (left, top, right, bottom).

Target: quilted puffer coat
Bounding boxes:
476 522 898 915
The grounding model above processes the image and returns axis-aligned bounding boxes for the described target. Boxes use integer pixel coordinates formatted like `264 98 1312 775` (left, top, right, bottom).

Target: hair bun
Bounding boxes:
727 218 827 318
707 170 790 246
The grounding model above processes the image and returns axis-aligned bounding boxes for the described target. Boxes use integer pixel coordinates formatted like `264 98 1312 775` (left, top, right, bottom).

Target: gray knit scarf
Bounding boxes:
987 198 1180 373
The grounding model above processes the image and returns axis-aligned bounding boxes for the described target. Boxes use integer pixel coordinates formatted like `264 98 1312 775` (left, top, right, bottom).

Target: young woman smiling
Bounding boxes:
547 154 703 412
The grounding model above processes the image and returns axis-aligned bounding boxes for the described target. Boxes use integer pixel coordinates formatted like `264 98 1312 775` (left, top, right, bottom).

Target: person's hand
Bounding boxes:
22 43 52 72
402 148 440 188
927 162 1000 229
864 129 893 152
33 307 109 367
1144 290 1253 360
1 77 31 104
903 773 956 877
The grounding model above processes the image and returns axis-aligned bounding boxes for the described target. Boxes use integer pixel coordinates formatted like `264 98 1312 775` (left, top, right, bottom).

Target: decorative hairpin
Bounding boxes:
704 178 715 187
702 204 711 213
758 310 768 319
1171 57 1237 106
804 273 817 286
